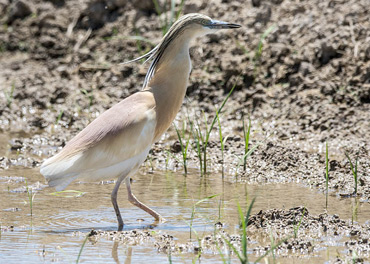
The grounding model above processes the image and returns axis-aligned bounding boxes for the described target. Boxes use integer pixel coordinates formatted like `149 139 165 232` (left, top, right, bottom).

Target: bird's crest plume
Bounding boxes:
121 13 212 89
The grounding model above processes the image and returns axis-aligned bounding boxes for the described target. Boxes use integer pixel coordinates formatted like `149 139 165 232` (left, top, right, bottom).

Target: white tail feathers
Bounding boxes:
40 153 82 191
47 173 78 191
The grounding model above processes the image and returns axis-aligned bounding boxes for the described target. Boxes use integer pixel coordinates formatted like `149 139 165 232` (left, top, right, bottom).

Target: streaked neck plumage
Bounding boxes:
145 34 192 141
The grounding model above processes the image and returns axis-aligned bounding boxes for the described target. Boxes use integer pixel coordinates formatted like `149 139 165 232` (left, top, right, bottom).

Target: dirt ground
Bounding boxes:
0 0 369 262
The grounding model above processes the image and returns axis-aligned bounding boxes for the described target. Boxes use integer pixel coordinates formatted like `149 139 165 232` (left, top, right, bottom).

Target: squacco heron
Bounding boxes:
40 13 241 230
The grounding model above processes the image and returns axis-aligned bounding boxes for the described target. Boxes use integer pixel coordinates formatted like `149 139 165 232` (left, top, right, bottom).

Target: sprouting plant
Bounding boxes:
251 24 276 80
293 207 306 239
219 197 289 264
111 27 118 37
221 198 255 264
146 151 155 173
325 141 329 209
80 89 94 110
76 232 90 263
165 150 172 171
190 119 203 174
352 250 359 264
242 116 251 171
254 24 276 63
189 194 219 239
25 180 36 218
345 152 359 196
55 110 64 125
5 83 15 107
218 196 224 221
153 0 185 35
234 141 260 177
216 109 229 178
174 120 191 174
168 250 173 264
191 84 236 176
269 229 277 262
184 220 202 263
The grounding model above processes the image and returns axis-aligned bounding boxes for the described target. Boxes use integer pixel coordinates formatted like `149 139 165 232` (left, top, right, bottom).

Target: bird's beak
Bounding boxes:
207 20 241 29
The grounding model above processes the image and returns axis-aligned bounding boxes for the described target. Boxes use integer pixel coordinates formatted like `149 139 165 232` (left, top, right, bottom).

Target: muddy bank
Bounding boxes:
81 207 370 262
0 0 369 262
0 0 368 200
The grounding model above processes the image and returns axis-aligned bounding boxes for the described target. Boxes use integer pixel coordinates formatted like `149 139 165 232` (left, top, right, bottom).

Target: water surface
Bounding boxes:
1 167 368 263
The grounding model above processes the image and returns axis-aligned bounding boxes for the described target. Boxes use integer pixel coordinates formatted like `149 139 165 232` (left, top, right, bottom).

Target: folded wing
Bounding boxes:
40 91 156 191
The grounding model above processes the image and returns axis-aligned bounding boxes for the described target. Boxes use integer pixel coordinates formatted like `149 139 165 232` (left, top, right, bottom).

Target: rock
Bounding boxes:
319 43 340 65
251 0 261 7
130 0 154 13
171 141 182 153
45 0 65 7
79 0 127 29
7 0 33 24
254 4 271 25
0 0 9 17
299 61 315 76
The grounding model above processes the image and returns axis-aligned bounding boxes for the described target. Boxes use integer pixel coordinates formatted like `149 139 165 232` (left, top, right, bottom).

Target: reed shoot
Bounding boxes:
174 121 191 174
345 152 359 196
242 116 251 171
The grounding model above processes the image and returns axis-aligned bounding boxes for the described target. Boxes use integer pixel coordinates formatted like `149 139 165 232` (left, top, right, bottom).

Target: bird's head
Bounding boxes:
168 13 241 39
123 13 241 88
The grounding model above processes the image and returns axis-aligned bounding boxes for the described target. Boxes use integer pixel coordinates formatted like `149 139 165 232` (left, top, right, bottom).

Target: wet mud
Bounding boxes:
0 0 369 263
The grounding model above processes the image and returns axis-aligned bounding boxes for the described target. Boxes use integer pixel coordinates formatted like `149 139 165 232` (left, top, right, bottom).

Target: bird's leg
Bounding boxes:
111 176 125 231
125 177 166 222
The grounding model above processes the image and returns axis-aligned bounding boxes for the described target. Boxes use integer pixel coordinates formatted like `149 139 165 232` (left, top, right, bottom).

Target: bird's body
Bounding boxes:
41 92 156 189
40 13 240 230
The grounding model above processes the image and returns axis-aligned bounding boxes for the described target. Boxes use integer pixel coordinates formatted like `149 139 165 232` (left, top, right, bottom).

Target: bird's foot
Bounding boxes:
156 216 166 223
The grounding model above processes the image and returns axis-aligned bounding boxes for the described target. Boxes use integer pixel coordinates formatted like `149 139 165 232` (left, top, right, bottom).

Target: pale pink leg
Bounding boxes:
125 177 165 222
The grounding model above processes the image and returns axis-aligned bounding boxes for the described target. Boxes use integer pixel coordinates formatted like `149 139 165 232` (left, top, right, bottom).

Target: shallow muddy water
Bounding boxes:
1 167 369 263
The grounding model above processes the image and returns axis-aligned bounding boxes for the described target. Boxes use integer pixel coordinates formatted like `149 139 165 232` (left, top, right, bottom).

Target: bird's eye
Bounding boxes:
200 19 211 26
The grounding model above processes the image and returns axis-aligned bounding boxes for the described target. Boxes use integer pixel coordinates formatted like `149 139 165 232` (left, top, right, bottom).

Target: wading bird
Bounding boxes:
40 13 240 230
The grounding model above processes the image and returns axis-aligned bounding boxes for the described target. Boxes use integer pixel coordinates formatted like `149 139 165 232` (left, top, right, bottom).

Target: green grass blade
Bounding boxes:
253 237 290 264
345 152 358 195
243 116 251 171
221 234 244 263
190 194 220 238
205 83 236 146
293 207 306 238
76 233 89 263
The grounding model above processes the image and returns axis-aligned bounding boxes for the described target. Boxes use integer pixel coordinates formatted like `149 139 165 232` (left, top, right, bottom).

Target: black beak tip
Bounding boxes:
228 23 242 29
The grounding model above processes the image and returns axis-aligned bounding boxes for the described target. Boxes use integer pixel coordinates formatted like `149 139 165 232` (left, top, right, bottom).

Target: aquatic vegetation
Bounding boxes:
254 25 276 63
220 198 255 264
293 207 306 239
80 89 94 110
174 121 191 174
189 194 219 239
76 232 90 263
191 84 236 176
25 180 36 218
4 83 15 108
55 110 64 125
345 152 359 196
216 109 229 178
242 116 251 171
